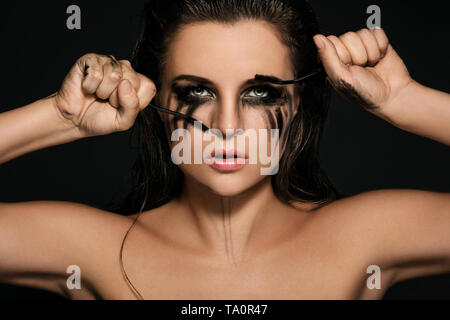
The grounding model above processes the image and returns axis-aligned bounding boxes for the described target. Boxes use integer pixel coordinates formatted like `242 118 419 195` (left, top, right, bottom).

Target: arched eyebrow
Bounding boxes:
171 75 215 86
170 74 292 89
170 69 323 89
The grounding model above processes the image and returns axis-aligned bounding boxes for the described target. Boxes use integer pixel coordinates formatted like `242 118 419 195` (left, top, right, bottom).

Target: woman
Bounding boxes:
0 0 449 300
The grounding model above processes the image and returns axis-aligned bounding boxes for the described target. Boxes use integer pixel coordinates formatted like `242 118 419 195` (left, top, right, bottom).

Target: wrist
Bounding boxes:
45 94 86 141
377 78 418 127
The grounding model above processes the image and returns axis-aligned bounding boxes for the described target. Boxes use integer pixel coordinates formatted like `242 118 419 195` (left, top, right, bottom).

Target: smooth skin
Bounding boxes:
0 21 449 300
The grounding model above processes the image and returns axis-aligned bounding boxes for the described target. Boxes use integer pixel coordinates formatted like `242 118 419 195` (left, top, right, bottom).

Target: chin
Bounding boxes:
182 165 266 197
206 182 250 197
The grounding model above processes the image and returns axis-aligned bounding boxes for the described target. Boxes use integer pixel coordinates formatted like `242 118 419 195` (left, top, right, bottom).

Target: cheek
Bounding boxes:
164 108 294 157
162 97 297 167
260 104 297 160
244 108 272 129
262 98 296 131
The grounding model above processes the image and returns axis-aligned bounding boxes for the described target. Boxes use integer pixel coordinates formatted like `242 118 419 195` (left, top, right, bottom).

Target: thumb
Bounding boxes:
116 79 140 130
313 34 350 81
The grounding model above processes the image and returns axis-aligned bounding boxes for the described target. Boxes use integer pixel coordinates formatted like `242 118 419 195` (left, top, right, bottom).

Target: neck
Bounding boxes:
174 175 289 266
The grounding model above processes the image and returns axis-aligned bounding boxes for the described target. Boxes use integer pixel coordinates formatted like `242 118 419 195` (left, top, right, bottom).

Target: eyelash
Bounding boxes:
173 84 284 106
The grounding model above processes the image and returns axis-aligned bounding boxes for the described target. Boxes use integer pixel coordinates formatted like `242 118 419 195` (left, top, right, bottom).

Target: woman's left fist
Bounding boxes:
313 28 413 115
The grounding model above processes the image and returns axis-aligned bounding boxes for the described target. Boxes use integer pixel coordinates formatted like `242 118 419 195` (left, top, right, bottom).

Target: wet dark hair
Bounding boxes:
115 0 343 215
110 0 345 300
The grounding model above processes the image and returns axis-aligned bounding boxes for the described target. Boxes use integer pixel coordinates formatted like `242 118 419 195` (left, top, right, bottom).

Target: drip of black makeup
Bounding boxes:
171 83 209 131
175 99 203 132
252 70 322 133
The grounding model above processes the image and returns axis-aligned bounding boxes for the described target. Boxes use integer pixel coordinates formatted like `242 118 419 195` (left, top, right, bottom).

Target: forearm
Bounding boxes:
381 80 450 146
0 96 84 165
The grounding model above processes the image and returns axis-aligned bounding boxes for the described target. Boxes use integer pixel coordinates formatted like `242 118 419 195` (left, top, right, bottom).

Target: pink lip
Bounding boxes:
209 149 248 171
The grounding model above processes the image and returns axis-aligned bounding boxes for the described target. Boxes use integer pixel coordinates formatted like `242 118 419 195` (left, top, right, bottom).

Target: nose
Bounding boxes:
209 94 243 138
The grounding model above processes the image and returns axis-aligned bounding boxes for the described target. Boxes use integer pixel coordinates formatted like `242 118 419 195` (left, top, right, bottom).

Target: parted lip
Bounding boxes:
210 149 248 159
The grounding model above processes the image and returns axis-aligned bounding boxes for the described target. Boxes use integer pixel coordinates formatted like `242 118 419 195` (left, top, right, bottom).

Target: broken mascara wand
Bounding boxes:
147 103 210 131
254 68 325 85
147 68 324 132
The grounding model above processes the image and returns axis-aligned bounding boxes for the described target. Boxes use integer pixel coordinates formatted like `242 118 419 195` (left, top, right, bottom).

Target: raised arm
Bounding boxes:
0 95 82 164
0 53 155 296
381 81 450 146
313 28 450 146
329 189 450 285
0 54 156 165
311 29 450 287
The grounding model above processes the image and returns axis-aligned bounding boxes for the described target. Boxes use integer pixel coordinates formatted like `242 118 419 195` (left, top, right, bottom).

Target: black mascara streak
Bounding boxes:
243 85 289 108
169 83 291 131
335 79 379 111
169 84 207 130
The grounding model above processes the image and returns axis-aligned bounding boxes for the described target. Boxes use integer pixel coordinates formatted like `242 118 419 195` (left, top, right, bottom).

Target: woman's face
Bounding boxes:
157 20 300 196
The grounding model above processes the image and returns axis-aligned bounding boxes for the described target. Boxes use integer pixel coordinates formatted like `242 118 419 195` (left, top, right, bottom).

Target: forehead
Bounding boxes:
164 20 295 84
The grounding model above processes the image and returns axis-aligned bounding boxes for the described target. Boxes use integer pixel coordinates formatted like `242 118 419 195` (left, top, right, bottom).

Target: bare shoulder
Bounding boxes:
309 189 450 269
311 188 448 228
1 200 134 239
0 200 135 298
315 188 450 232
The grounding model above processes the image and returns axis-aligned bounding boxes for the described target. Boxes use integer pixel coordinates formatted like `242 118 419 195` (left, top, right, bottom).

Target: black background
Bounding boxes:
0 0 449 299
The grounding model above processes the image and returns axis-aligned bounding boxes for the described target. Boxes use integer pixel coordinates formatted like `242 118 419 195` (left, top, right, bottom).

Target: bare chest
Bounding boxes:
89 228 392 300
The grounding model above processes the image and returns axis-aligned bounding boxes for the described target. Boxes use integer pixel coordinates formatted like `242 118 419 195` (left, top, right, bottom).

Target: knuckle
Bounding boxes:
81 53 97 60
368 53 380 63
374 29 389 42
96 93 108 101
380 39 389 50
357 28 371 37
341 52 352 63
140 76 156 92
341 31 357 40
147 80 157 94
327 35 340 44
119 59 132 67
89 70 102 81
81 81 94 93
147 83 157 99
127 73 140 87
109 71 122 82
353 55 367 65
370 46 381 57
104 54 117 61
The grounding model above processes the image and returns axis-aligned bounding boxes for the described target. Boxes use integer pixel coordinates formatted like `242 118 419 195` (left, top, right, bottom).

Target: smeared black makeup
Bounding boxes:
171 83 210 131
172 83 288 107
166 75 293 131
241 84 289 107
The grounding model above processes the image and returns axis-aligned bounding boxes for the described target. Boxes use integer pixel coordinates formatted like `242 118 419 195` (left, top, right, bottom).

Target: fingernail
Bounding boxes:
122 79 132 95
313 35 324 50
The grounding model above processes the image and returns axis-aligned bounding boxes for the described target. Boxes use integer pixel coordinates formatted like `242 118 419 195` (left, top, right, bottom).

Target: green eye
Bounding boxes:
247 87 269 98
190 87 210 97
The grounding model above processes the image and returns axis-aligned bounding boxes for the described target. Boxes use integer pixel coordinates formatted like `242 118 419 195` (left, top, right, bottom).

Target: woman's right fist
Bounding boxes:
55 53 156 137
